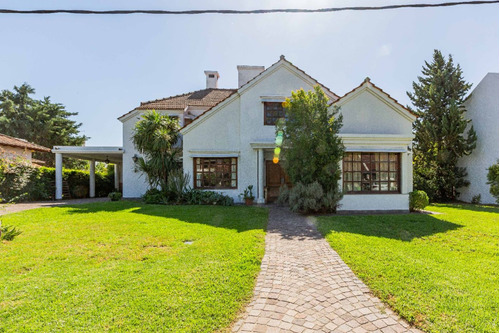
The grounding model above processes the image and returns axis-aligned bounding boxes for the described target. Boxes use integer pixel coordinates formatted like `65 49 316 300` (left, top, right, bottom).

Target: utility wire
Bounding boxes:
0 0 498 15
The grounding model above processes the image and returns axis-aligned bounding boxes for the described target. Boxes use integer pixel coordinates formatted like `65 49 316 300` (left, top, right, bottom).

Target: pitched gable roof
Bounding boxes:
0 133 51 153
181 56 340 133
334 77 417 119
118 88 237 122
238 55 340 100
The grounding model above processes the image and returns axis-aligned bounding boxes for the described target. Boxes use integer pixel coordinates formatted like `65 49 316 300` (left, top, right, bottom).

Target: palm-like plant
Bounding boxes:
132 110 181 191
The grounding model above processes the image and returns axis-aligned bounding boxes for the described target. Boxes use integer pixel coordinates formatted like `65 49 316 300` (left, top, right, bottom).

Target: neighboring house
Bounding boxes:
0 133 51 165
117 56 415 211
458 73 499 204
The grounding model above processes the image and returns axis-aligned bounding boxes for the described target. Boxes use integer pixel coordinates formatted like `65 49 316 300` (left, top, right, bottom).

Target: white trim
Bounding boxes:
260 95 287 102
250 142 275 149
189 149 240 158
118 108 184 123
52 146 123 153
345 147 407 153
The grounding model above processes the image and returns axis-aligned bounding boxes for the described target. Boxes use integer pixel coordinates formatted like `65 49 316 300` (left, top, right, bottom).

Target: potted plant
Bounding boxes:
239 185 255 206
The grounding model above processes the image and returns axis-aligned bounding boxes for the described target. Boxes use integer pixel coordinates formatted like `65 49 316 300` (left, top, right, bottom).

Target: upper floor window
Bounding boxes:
264 102 285 126
343 152 400 193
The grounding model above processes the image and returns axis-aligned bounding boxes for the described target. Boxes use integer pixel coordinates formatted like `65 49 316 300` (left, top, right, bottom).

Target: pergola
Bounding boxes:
52 146 124 199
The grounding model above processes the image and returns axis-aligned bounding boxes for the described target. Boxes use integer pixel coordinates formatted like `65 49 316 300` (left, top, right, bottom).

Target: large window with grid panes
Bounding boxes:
194 157 237 189
343 152 400 193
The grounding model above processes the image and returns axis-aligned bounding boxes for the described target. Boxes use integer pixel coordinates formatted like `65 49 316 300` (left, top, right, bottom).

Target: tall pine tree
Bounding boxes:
0 83 87 167
408 50 477 201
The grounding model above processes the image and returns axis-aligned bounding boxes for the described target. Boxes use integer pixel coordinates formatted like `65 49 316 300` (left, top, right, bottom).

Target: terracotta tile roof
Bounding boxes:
118 88 237 121
335 77 417 117
180 90 238 130
0 133 51 153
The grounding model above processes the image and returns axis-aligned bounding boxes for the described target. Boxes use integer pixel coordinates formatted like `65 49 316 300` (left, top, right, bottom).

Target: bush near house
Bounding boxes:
0 159 114 202
409 190 429 211
487 161 499 203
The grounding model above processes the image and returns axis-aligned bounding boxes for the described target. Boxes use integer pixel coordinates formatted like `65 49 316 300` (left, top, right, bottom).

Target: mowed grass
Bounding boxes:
0 202 268 332
317 204 499 333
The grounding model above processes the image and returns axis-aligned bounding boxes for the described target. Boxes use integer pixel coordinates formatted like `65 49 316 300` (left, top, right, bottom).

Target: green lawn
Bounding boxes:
317 204 499 333
0 202 268 332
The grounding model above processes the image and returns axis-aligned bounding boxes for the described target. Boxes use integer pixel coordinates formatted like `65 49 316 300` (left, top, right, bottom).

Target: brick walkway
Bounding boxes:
232 207 421 333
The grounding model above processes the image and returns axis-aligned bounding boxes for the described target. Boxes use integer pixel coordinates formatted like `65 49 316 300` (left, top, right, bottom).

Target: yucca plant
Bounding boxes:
0 221 22 241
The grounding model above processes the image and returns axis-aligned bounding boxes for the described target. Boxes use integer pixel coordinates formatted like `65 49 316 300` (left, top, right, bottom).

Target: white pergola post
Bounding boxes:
114 164 119 191
55 153 63 200
89 159 96 198
257 149 265 204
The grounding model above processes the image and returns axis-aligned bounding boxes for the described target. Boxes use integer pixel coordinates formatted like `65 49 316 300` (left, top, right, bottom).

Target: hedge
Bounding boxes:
0 159 114 203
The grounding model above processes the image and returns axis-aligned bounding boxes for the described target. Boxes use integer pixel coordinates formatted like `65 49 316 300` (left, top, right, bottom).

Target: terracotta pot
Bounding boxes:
245 198 254 206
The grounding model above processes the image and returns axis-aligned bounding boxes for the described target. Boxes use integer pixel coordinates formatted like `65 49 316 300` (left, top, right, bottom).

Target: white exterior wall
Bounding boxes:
182 97 241 198
121 109 183 198
336 85 415 211
338 89 413 136
183 65 322 202
458 73 499 204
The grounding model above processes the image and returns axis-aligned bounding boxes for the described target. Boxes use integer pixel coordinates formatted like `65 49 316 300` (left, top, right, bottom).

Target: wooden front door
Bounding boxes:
266 161 292 203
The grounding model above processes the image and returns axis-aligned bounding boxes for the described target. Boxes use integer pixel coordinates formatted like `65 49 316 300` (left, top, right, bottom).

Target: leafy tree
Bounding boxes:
487 161 499 203
408 50 477 202
132 110 180 191
0 83 87 168
277 85 344 212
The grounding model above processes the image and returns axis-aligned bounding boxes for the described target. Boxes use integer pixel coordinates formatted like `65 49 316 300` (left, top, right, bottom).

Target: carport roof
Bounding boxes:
52 146 123 164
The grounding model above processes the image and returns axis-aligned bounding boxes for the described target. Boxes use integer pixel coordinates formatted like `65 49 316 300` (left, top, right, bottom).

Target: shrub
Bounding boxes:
487 161 499 203
276 185 290 206
183 189 233 206
409 190 429 211
108 192 122 201
0 159 36 202
287 181 341 214
0 158 114 202
143 188 166 204
471 194 481 205
165 170 191 203
0 222 22 241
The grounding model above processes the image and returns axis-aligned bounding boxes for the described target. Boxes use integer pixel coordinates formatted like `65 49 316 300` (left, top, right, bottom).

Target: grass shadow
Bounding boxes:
63 201 267 233
431 203 499 214
317 213 462 242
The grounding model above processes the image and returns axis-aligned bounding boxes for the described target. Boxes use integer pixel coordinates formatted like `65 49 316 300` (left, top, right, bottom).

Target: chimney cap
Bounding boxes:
204 70 220 78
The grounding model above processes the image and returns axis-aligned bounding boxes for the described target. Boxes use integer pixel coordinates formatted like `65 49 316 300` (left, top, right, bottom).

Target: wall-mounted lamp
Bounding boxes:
407 145 412 152
105 156 110 164
132 154 139 172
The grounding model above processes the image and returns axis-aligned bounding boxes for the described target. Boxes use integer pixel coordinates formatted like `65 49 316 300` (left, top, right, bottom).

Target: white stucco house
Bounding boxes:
53 56 416 211
458 72 499 204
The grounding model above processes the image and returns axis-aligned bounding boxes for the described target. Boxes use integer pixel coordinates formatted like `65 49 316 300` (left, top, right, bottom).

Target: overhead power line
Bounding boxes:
0 0 497 15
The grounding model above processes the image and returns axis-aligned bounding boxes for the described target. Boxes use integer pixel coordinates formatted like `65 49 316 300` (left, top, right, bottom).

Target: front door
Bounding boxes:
266 161 292 203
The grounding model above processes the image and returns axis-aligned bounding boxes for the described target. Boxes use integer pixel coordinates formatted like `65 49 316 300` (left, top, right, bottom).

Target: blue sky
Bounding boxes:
0 0 498 146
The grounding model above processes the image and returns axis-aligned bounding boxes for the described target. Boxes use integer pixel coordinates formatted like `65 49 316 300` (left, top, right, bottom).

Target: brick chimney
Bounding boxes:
204 71 219 89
